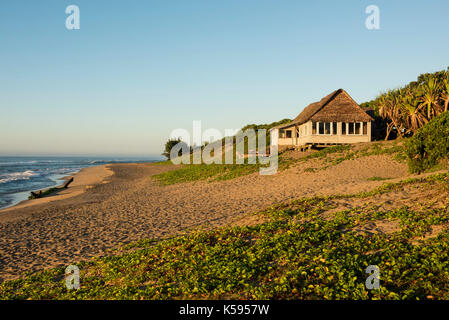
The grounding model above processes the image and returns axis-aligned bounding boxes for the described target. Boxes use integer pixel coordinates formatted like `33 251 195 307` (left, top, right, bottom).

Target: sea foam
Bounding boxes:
0 170 37 184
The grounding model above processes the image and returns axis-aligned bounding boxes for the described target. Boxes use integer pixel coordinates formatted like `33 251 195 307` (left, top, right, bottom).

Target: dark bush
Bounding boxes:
162 138 192 160
405 111 449 173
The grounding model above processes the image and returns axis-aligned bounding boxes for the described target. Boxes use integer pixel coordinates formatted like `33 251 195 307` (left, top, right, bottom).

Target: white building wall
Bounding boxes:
271 120 372 147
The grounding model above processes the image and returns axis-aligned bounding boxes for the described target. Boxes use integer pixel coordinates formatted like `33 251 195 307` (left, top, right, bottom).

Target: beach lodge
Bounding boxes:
270 89 374 151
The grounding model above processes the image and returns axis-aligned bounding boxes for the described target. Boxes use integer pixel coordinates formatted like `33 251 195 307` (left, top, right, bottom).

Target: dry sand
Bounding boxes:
0 154 419 281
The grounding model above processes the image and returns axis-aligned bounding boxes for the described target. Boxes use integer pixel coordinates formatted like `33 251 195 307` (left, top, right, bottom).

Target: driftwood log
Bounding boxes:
30 190 43 199
29 177 74 199
63 177 74 188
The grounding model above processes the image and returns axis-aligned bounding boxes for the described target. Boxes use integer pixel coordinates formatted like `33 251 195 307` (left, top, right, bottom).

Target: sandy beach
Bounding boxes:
0 165 115 213
0 154 413 281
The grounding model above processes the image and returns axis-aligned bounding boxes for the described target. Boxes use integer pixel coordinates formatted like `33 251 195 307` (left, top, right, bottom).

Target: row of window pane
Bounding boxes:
312 122 368 135
279 130 292 138
316 122 338 135
281 122 367 137
342 122 368 135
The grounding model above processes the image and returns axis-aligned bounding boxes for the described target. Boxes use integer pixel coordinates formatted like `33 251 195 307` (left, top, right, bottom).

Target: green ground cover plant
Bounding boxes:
2 173 448 300
367 177 391 181
153 163 262 185
324 142 407 167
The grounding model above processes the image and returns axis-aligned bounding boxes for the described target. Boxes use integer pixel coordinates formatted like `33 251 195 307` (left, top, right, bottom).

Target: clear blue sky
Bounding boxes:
1 0 448 156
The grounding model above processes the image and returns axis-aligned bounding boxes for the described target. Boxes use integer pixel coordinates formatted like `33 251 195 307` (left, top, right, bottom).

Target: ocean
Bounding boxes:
0 156 163 210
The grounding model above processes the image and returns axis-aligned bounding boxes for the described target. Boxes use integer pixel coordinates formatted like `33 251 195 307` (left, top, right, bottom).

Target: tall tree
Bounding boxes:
401 91 427 133
441 76 449 112
162 138 191 160
420 78 441 119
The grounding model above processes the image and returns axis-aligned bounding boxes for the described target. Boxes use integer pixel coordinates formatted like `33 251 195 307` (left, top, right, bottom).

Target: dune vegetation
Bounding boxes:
154 140 408 185
405 112 449 173
1 172 448 300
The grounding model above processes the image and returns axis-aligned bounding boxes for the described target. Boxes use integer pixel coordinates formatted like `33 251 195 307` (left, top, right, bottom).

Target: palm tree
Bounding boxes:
420 78 441 119
441 76 449 112
379 90 405 139
378 94 395 140
373 68 449 139
388 90 405 138
401 91 427 133
378 94 389 119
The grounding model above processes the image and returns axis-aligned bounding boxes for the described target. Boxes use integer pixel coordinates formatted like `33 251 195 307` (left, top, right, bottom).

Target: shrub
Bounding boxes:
162 138 191 160
405 111 449 173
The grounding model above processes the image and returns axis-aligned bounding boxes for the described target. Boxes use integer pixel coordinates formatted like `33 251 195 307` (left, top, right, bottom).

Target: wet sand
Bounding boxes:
0 155 411 281
0 165 115 213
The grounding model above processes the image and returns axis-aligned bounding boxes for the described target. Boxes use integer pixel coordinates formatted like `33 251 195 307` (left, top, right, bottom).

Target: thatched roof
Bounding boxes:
272 89 373 130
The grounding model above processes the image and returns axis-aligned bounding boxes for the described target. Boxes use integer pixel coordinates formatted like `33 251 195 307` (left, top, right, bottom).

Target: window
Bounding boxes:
363 122 368 135
279 130 285 138
296 127 300 137
317 122 333 135
355 123 361 134
342 122 346 135
348 123 354 134
345 122 364 135
333 122 337 135
286 130 292 138
318 122 324 134
324 122 331 135
312 122 317 135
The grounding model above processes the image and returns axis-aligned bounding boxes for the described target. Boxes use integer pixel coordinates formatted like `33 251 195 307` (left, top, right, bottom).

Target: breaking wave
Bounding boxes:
0 170 37 184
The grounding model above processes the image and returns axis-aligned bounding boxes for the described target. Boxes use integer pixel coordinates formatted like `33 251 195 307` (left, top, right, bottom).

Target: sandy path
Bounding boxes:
0 155 409 281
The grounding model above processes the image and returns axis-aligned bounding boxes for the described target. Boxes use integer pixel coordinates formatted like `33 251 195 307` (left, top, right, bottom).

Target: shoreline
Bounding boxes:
0 172 78 211
0 164 114 214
